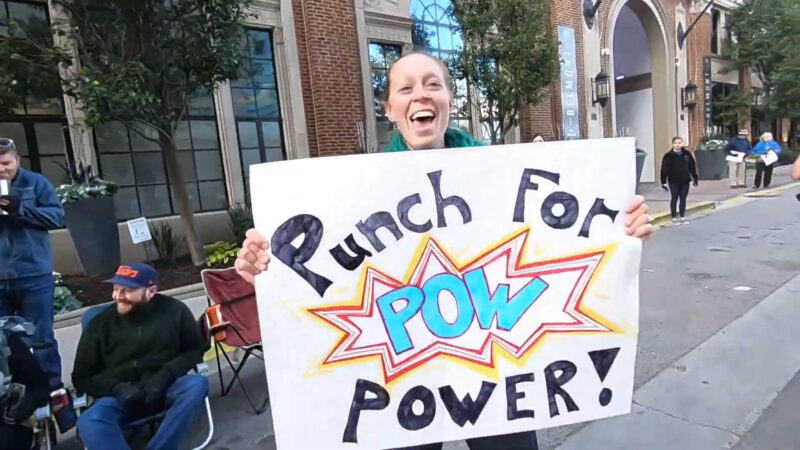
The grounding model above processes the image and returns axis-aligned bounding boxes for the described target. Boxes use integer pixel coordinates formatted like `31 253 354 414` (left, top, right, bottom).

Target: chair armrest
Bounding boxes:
73 393 89 409
34 405 51 420
195 362 210 376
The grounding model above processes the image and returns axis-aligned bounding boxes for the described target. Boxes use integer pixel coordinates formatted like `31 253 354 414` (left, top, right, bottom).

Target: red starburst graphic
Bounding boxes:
309 230 610 382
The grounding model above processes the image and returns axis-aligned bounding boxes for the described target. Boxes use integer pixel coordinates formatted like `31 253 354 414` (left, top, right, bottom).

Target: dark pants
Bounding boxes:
396 430 538 450
754 161 774 188
668 181 690 218
77 374 208 450
0 274 62 389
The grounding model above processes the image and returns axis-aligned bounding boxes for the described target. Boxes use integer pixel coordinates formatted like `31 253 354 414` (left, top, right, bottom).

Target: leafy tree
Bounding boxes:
3 0 251 266
450 0 559 144
723 0 800 123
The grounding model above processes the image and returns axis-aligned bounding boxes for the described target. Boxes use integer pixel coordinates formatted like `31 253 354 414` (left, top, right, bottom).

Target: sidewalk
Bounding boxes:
556 273 800 450
638 165 798 223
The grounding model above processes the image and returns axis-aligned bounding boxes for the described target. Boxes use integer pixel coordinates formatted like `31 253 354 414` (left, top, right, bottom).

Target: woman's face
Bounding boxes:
763 134 773 142
384 54 452 150
672 138 683 150
533 135 544 143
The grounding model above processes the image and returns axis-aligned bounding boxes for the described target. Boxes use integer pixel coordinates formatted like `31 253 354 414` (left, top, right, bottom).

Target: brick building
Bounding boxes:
1 0 758 273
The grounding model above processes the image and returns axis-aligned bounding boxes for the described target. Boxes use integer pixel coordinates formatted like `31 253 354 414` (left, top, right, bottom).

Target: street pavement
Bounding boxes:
54 169 800 450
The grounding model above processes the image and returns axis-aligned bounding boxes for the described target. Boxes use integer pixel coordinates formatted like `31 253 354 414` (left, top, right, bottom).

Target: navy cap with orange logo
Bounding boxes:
104 263 158 289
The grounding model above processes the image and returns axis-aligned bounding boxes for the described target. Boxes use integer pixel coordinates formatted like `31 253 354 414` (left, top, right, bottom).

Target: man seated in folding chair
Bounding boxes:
72 263 208 450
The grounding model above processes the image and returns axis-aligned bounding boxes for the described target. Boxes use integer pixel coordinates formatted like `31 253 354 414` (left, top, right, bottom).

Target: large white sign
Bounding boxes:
251 138 641 449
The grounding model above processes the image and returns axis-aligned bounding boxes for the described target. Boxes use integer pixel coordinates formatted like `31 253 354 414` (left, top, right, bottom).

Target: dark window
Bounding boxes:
711 9 719 55
410 0 472 134
0 1 72 187
231 28 285 193
369 42 402 151
93 91 228 221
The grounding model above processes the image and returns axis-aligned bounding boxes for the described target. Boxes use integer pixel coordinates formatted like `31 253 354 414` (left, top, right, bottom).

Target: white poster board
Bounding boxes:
251 138 641 449
726 151 745 163
761 150 778 166
126 217 152 244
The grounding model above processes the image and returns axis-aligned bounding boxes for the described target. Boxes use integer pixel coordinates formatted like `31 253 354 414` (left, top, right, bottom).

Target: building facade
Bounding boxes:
2 0 763 274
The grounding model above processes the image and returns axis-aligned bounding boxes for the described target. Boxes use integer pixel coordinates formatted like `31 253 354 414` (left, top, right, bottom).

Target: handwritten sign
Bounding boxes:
251 138 641 449
126 217 152 244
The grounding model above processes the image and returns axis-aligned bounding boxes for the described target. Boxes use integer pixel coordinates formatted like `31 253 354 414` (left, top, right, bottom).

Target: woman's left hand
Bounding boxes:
624 195 653 242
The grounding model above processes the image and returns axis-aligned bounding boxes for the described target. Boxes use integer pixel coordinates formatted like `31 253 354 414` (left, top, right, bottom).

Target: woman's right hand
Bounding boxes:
235 229 270 285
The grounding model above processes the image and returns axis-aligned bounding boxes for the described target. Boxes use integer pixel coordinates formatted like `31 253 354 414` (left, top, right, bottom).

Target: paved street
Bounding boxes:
55 175 800 450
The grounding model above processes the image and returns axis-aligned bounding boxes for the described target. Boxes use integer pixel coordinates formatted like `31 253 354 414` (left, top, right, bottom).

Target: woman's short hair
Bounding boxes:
761 132 773 141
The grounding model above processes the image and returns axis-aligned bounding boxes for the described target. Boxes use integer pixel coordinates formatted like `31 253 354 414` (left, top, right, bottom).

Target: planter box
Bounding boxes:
694 150 728 180
63 196 121 276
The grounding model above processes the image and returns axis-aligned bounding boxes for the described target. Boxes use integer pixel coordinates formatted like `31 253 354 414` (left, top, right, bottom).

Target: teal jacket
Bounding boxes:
383 128 484 152
0 168 65 280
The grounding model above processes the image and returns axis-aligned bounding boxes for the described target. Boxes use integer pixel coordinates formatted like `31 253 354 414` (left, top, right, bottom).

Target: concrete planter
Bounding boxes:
694 150 728 180
63 196 121 276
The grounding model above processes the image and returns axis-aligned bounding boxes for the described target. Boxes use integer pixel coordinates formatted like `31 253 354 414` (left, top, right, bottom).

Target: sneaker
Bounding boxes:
672 218 680 224
50 389 78 433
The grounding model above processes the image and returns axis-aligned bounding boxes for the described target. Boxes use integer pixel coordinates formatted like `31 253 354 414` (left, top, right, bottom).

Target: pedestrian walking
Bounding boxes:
232 52 654 450
723 129 751 188
752 132 782 189
661 136 699 224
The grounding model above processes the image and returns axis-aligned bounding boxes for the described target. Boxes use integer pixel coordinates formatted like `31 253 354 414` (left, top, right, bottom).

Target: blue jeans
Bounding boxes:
0 274 62 389
77 375 208 450
397 430 538 450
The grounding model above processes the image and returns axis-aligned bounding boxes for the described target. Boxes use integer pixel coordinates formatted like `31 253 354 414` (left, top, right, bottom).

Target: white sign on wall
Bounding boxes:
126 217 152 244
251 138 641 449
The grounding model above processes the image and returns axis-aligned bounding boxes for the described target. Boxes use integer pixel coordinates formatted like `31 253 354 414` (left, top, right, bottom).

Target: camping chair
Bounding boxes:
200 267 268 415
74 303 214 450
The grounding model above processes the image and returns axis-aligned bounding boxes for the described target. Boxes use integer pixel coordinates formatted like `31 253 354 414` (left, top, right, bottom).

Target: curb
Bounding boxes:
651 200 716 226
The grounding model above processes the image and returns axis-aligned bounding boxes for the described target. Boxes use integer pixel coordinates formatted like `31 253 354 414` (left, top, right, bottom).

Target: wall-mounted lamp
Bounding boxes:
592 71 610 107
583 0 603 29
681 81 698 109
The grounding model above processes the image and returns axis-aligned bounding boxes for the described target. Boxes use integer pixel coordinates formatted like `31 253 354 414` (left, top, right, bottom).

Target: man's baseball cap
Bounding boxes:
104 263 158 289
738 129 749 135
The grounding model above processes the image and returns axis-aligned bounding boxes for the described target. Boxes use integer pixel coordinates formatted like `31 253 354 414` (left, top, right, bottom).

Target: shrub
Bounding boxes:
53 272 83 314
149 222 184 267
228 203 254 245
204 241 240 267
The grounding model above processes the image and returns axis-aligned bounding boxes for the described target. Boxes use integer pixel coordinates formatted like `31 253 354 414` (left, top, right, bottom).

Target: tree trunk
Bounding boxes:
738 65 752 132
158 130 206 267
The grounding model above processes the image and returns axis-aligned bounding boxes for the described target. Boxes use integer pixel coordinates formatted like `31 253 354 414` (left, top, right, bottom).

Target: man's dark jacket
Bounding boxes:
71 294 205 398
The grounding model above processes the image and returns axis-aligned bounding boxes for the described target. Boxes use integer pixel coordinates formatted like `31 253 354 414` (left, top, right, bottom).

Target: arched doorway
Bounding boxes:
608 0 676 183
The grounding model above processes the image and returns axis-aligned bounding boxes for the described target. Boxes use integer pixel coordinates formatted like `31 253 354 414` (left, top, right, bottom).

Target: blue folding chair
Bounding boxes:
74 303 214 449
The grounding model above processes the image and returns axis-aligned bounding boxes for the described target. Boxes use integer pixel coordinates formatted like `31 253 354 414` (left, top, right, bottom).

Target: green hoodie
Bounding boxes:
383 127 484 152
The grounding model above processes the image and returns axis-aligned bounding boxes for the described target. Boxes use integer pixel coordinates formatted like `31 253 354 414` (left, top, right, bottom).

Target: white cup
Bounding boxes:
0 179 8 215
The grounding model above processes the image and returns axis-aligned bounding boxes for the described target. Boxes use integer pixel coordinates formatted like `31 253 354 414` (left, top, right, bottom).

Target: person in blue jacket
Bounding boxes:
0 137 76 431
723 129 752 189
751 132 782 189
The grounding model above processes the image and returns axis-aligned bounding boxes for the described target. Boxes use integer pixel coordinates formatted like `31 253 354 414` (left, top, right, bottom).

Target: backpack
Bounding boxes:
0 316 53 449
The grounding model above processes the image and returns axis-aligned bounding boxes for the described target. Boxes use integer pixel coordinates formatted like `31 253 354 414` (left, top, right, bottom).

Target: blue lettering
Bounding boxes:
464 268 548 331
377 286 424 354
421 273 475 339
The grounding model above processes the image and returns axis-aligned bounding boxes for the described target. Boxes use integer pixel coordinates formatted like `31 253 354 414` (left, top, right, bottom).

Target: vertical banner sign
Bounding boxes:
558 26 580 140
251 139 641 449
703 56 713 136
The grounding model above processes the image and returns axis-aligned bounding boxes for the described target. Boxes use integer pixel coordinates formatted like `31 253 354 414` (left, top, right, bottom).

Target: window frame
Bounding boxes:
231 27 286 196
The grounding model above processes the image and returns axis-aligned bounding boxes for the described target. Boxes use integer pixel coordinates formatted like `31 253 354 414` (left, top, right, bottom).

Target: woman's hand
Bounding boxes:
235 229 270 285
624 195 653 242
